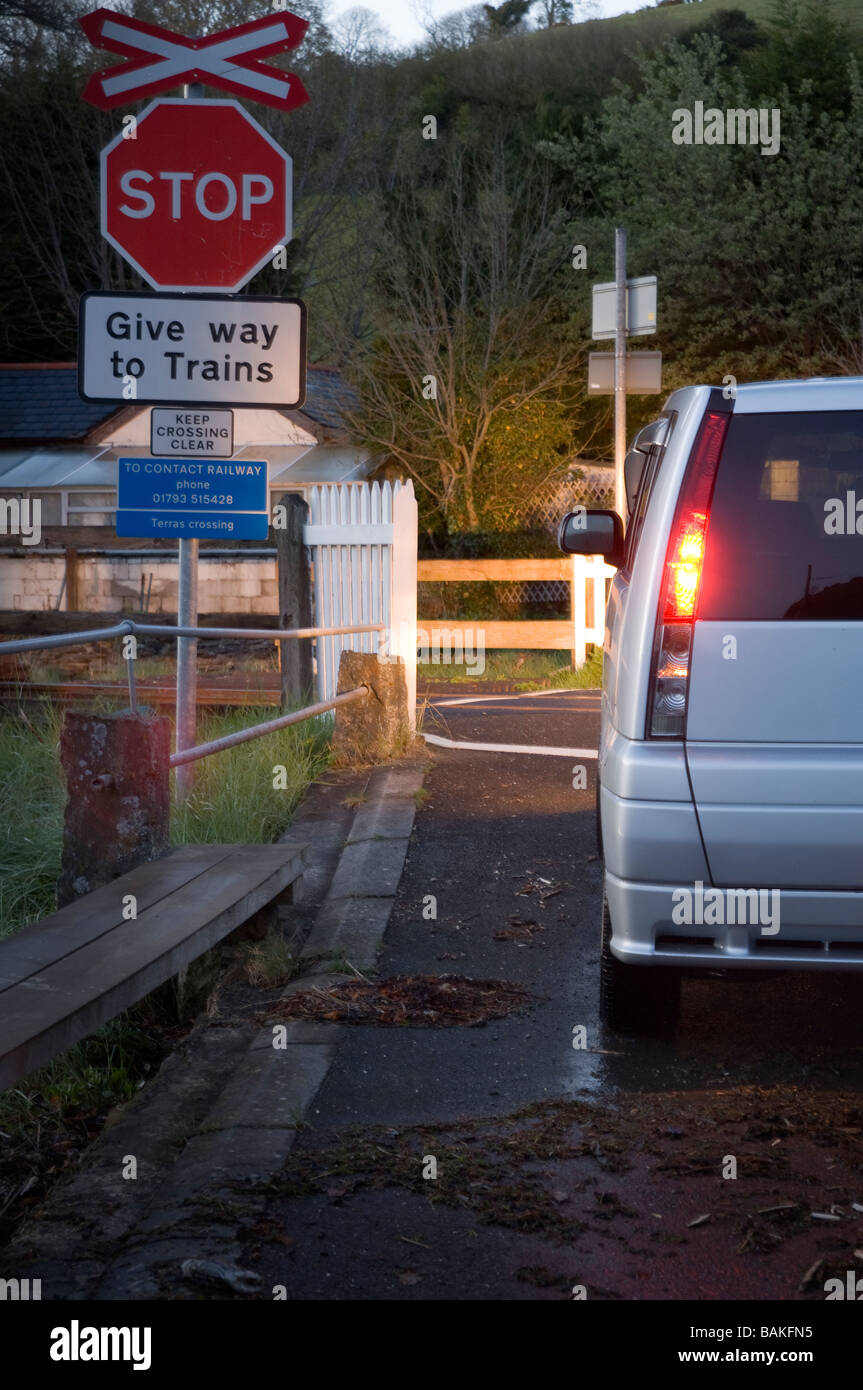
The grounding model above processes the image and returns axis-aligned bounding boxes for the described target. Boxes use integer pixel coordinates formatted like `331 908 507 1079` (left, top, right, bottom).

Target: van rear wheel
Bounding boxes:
600 884 680 1034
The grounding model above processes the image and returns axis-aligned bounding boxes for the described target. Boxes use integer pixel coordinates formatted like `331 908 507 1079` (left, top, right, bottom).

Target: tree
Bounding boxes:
540 34 863 387
419 3 489 51
743 0 857 116
344 131 586 533
129 0 334 57
679 8 765 65
531 0 599 27
482 0 532 37
0 0 88 62
532 0 575 24
330 6 391 61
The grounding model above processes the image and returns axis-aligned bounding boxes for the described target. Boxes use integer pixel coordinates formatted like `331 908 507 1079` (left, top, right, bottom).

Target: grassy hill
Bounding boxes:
429 0 863 105
392 0 860 134
600 0 862 42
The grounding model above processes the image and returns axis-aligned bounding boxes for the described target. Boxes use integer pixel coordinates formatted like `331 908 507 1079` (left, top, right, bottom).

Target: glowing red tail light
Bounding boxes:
649 407 730 738
665 509 708 619
661 412 729 622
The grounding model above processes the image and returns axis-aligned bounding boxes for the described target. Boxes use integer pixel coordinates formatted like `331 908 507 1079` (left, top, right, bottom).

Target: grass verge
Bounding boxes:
418 647 603 690
0 703 331 941
0 704 65 942
169 705 331 846
0 701 331 1245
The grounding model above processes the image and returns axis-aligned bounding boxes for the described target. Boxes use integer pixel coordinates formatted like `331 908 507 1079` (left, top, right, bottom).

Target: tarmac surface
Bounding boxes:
239 688 863 1301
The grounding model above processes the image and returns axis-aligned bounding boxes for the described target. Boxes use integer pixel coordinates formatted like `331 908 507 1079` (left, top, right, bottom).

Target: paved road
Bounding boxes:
244 689 863 1301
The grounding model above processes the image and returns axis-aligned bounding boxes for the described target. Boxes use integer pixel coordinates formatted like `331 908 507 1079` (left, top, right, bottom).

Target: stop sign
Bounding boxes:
101 98 291 293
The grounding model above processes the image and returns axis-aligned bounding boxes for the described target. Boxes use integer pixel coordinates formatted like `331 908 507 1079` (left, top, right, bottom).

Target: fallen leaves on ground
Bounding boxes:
494 917 545 944
265 1087 863 1291
513 873 565 905
264 974 531 1027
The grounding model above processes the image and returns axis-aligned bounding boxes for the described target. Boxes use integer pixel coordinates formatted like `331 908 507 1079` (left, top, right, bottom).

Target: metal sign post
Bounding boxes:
80 9 310 797
592 236 659 522
175 79 204 799
614 227 627 521
175 533 198 798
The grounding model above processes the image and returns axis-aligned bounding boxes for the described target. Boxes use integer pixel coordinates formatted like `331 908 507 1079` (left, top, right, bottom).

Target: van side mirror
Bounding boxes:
557 508 624 568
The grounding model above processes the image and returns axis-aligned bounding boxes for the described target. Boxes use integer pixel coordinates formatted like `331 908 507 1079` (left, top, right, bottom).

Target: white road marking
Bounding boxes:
423 733 598 758
434 688 601 707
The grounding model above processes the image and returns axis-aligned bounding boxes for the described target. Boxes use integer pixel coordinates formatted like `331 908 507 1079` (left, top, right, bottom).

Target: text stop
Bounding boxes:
119 170 275 221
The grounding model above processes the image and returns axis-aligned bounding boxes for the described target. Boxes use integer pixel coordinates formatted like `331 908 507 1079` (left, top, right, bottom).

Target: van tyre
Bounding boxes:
600 883 680 1034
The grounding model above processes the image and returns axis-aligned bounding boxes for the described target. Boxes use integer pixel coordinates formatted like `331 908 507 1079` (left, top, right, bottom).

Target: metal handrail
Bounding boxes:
1 617 383 770
169 685 369 767
0 619 387 656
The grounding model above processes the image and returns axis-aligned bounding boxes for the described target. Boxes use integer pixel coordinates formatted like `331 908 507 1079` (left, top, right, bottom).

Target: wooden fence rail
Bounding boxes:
417 554 615 668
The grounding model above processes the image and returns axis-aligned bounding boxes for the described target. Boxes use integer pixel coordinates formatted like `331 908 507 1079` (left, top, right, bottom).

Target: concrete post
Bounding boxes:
331 650 410 765
275 492 313 709
56 709 171 907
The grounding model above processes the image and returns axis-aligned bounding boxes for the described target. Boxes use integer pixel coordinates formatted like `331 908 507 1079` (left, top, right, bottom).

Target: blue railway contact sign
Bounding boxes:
116 456 269 539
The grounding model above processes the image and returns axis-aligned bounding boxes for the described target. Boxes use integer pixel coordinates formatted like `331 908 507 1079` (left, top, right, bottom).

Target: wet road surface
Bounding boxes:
243 688 863 1300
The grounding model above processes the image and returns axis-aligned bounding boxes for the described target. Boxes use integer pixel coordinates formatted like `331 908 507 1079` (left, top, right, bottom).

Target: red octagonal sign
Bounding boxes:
101 98 291 293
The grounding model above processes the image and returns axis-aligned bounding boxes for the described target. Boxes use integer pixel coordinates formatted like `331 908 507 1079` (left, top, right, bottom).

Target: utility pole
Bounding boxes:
614 226 627 522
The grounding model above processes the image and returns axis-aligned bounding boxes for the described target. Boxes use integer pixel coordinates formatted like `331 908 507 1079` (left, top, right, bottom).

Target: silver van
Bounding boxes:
559 379 863 1033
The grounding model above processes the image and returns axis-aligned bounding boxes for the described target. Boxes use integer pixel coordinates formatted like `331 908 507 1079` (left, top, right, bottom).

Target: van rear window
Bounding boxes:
698 411 863 621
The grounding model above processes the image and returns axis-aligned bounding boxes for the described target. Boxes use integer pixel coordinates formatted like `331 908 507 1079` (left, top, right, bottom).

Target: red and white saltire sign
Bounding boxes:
79 8 310 112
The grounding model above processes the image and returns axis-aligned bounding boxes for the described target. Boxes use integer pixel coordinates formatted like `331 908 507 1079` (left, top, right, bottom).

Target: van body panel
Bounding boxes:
685 740 863 802
605 869 863 969
588 377 863 982
683 402 863 890
600 724 692 801
687 622 863 744
601 786 709 884
731 378 863 414
685 801 863 889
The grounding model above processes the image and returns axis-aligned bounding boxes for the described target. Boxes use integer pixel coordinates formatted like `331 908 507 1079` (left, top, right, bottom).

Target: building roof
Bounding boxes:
295 366 358 433
0 444 371 492
0 365 114 443
0 363 360 445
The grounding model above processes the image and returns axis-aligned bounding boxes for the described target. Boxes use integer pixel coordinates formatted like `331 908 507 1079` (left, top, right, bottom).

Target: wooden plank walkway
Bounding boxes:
0 841 305 1089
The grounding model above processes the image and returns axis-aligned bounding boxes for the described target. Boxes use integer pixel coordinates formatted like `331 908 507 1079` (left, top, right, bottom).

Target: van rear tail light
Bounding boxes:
664 509 708 620
650 622 692 736
648 408 730 738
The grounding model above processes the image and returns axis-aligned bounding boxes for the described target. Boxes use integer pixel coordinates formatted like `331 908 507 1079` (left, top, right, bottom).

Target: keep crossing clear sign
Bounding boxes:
116 456 269 539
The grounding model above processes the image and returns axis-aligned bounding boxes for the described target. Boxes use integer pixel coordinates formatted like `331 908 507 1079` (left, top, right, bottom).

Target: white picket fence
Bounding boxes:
570 554 617 667
304 481 418 726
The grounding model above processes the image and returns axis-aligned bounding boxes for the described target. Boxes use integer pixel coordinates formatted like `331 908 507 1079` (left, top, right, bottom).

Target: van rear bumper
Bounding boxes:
600 784 708 882
605 869 863 971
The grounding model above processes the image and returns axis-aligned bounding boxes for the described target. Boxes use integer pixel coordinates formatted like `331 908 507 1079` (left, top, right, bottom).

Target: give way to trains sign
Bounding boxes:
78 291 307 409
